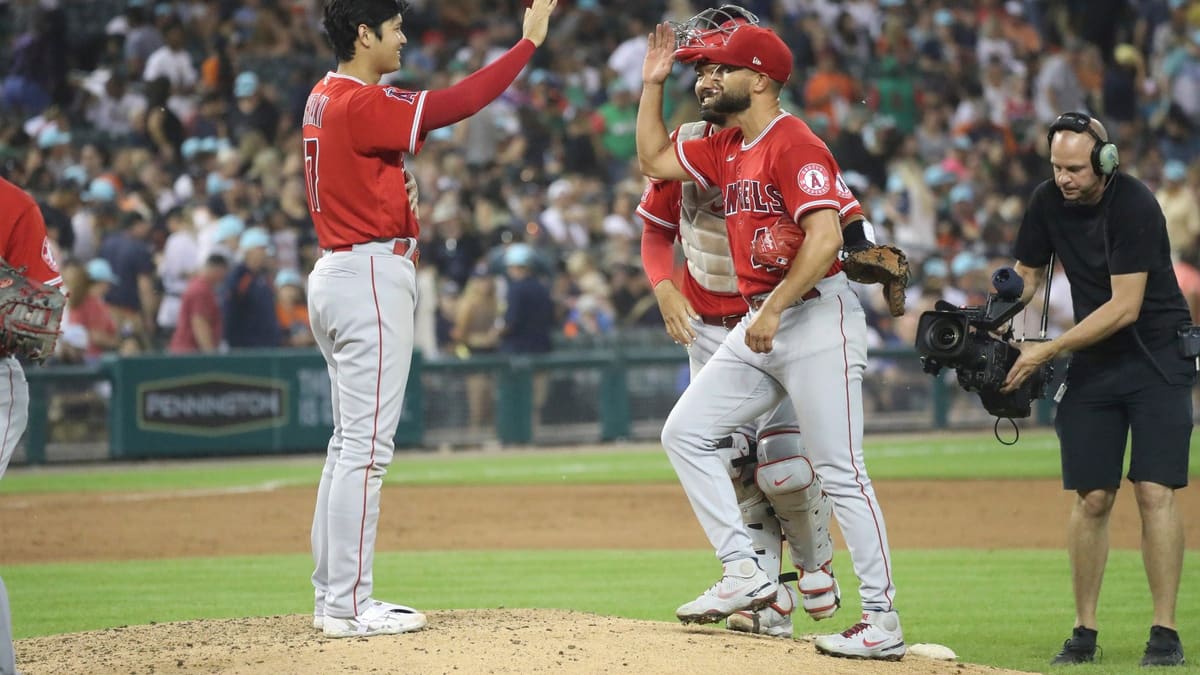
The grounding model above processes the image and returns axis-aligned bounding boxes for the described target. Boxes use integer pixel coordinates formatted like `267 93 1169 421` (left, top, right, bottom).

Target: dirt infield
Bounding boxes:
6 477 1196 673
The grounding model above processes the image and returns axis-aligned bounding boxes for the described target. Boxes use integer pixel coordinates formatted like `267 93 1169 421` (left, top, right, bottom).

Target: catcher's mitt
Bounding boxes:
841 244 910 317
750 213 804 272
0 258 64 363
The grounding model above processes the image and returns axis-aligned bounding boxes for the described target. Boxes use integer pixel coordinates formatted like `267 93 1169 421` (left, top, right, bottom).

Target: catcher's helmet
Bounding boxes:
672 4 759 50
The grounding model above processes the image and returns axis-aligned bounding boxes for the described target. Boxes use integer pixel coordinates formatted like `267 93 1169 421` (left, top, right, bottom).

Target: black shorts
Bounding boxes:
1055 347 1195 491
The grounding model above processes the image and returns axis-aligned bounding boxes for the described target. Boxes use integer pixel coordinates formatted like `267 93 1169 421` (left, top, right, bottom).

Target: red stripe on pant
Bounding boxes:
837 295 894 609
353 257 383 614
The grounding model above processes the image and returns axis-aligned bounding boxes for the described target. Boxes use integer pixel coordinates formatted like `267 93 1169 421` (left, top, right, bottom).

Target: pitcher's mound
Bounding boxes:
16 608 1033 674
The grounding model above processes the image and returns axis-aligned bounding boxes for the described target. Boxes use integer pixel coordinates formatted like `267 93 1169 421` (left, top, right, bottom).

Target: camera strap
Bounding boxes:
1039 253 1054 340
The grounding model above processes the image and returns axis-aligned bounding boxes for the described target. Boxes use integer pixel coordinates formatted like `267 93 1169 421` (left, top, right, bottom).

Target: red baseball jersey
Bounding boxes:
302 72 428 249
675 112 850 299
0 178 61 287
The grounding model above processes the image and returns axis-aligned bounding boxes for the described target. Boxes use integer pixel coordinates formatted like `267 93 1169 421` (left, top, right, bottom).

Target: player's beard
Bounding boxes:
700 107 728 125
709 89 750 117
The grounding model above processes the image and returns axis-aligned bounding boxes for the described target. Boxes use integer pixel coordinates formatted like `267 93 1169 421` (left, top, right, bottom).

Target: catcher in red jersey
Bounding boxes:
0 176 64 675
636 19 905 661
304 0 556 639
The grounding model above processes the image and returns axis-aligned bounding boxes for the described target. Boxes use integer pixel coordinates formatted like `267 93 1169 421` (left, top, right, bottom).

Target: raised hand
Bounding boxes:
642 22 677 86
522 0 558 47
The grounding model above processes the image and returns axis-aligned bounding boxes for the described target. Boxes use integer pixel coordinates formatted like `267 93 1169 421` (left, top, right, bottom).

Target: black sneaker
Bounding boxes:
1051 626 1099 665
1141 625 1185 667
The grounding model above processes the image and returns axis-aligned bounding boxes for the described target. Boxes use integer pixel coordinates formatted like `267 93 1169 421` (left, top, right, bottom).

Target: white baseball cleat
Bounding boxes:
676 558 778 624
313 614 324 630
727 582 797 637
323 599 427 638
798 563 841 620
814 610 906 661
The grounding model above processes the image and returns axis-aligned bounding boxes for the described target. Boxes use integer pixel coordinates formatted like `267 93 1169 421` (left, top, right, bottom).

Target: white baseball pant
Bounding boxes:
308 240 418 620
661 273 898 611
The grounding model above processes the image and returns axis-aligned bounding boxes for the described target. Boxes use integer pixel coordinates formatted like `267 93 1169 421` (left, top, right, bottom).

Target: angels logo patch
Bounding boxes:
835 172 852 199
41 237 58 273
798 163 831 196
382 87 418 104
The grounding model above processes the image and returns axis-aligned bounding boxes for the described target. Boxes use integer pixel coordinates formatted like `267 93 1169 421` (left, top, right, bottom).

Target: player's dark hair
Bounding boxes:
323 0 408 64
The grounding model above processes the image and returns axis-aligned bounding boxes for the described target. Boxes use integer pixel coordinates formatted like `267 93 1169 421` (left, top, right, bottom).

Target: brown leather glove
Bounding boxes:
841 244 910 316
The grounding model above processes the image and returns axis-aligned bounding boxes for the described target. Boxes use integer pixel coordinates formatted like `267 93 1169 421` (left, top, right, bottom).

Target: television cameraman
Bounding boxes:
1003 112 1194 667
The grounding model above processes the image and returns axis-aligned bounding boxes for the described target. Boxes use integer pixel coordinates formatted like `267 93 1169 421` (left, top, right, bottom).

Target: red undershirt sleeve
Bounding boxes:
640 222 677 287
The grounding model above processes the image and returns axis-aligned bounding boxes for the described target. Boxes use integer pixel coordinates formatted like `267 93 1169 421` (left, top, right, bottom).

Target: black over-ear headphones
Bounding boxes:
1046 111 1120 176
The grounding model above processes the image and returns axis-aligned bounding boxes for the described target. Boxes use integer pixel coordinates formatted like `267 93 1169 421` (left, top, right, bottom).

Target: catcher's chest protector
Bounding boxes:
677 122 739 295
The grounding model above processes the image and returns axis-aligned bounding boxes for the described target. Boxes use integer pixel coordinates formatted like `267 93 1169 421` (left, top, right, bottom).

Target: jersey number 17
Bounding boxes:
303 137 321 212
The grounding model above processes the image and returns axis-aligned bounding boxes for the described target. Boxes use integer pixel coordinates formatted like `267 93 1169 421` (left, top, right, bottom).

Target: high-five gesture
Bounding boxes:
522 0 558 47
643 22 677 86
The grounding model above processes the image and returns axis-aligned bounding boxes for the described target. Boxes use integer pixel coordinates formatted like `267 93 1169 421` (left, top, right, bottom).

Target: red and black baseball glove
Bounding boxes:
750 213 804 272
0 258 64 363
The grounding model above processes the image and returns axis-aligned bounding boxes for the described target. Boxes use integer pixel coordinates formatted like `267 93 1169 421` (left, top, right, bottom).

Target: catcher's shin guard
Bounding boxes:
716 432 784 580
755 431 839 620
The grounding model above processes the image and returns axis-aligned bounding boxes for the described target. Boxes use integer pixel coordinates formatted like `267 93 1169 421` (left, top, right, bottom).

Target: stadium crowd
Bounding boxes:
2 0 1200 366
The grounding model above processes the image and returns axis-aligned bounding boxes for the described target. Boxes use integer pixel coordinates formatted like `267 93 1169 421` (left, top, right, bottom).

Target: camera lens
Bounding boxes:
926 318 963 352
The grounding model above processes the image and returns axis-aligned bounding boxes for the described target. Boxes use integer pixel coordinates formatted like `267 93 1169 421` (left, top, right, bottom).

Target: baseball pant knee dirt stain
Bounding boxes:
308 246 418 619
662 274 897 610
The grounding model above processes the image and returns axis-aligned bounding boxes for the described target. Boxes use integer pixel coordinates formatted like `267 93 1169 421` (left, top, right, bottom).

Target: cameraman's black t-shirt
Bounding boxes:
1013 173 1191 358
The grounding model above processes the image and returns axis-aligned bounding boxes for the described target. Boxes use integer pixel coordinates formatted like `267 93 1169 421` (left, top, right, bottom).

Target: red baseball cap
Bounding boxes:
675 24 793 84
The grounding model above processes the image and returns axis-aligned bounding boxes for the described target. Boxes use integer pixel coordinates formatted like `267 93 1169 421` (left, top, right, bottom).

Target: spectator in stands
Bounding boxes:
452 271 501 429
169 253 227 354
65 259 121 362
99 210 158 344
121 3 163 76
274 269 314 348
805 48 859 136
228 71 280 145
1034 39 1091 123
223 227 279 349
157 206 201 338
2 6 66 115
500 243 554 355
592 80 640 182
142 19 196 95
143 76 185 165
1158 159 1200 259
84 73 146 137
203 213 245 263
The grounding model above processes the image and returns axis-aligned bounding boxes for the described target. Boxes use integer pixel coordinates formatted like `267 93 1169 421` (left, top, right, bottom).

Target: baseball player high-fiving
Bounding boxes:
639 6 872 638
637 19 905 661
304 0 557 639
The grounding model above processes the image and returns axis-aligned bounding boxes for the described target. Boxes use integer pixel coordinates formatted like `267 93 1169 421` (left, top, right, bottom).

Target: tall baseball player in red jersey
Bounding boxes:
640 6 893 640
0 176 64 674
636 21 905 660
304 0 557 638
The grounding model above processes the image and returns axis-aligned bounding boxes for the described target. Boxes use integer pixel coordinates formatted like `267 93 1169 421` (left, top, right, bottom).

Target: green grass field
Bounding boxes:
2 429 1198 674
